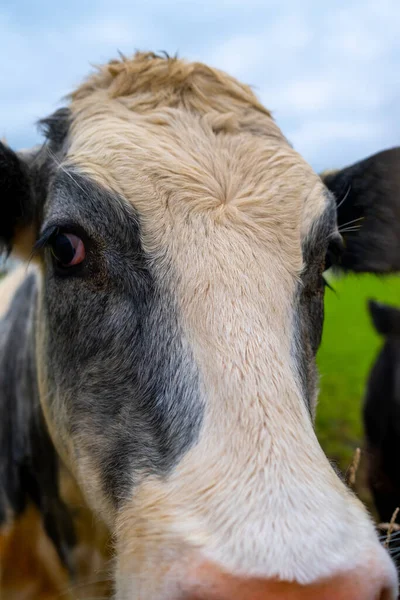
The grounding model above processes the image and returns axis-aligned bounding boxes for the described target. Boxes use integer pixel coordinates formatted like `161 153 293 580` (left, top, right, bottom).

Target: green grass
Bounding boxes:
316 273 400 485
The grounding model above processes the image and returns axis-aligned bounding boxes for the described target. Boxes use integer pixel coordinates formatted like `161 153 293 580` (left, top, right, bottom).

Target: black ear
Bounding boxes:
0 142 37 256
368 299 400 337
322 147 400 273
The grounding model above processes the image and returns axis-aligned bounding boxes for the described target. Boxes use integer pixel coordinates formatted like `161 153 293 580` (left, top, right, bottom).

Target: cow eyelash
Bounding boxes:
34 224 88 252
33 226 59 253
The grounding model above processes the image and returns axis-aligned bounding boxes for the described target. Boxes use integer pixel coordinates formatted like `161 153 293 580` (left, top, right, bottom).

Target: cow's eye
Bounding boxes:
50 232 85 268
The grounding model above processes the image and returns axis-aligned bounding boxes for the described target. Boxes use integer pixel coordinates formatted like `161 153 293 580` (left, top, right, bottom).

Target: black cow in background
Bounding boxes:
364 300 400 527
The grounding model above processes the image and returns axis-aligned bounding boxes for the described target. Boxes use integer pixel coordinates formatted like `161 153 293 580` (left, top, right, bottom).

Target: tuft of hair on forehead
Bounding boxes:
64 50 325 253
69 51 283 138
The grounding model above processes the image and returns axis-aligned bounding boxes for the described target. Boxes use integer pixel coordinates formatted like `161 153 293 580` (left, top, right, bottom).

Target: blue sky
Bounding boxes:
1 0 399 172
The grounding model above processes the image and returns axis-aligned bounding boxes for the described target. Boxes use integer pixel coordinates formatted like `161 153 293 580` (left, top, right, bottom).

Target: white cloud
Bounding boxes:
287 119 388 168
205 33 267 78
0 0 398 171
204 0 400 169
72 16 154 50
205 14 312 80
260 74 385 115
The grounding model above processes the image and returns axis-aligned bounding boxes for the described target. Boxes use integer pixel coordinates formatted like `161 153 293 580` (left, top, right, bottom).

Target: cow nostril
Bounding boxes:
379 586 397 600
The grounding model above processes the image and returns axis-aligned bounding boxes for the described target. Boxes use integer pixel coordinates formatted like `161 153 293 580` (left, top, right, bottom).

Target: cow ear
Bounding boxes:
0 142 39 259
368 300 400 337
322 147 400 273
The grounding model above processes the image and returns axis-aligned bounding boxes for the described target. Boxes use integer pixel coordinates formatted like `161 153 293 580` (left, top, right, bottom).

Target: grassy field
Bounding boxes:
316 272 400 507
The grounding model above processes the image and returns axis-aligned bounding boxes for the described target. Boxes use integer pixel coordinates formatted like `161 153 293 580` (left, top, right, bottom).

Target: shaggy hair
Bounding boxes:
70 52 283 140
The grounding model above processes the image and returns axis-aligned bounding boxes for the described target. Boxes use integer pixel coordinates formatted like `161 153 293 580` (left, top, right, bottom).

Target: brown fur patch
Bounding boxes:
12 225 38 263
0 467 112 600
0 504 70 600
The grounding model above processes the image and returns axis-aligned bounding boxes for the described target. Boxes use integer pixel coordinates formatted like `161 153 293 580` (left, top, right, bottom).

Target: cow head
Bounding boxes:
0 53 399 599
369 300 400 337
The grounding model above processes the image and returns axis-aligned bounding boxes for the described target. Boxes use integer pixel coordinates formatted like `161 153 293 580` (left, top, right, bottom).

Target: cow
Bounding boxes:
0 51 400 600
364 300 400 529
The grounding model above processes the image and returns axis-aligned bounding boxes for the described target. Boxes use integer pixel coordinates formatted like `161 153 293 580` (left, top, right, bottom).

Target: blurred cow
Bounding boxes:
364 300 400 525
1 52 400 600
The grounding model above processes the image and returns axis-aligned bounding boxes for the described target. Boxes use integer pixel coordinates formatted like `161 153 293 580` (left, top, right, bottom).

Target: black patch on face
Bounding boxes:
293 195 338 409
363 301 400 524
40 172 204 507
0 274 76 571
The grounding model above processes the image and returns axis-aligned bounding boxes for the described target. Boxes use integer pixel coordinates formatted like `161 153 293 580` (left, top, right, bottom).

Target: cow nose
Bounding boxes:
184 553 398 600
186 575 396 600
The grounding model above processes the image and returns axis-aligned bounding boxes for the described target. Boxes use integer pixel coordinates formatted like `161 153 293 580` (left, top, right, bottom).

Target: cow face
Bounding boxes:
0 53 399 599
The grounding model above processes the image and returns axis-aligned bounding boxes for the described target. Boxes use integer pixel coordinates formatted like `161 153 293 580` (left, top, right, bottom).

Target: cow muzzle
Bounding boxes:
180 550 398 600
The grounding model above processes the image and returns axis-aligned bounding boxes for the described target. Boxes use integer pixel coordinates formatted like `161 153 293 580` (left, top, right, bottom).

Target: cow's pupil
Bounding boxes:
52 234 76 265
